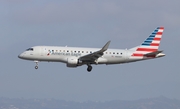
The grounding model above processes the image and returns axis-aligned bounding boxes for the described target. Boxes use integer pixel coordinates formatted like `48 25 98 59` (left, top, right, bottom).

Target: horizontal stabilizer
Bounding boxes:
144 51 163 57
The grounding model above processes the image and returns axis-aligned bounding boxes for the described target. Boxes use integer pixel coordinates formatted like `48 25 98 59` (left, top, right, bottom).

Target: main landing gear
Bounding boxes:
34 61 39 69
87 65 92 72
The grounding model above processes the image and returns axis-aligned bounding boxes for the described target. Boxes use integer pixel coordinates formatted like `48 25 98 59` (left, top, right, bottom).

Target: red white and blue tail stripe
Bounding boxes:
132 27 164 57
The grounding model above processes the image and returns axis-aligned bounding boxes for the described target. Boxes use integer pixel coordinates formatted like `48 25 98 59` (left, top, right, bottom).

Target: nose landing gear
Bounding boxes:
34 61 39 69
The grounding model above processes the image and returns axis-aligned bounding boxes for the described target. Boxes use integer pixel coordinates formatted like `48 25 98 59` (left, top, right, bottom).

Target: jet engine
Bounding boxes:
66 58 82 67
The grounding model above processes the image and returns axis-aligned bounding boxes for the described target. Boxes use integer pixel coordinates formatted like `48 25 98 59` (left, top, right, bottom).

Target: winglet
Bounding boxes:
100 41 111 52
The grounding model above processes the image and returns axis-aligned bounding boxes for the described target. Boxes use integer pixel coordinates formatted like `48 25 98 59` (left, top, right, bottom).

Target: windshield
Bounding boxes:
26 48 34 51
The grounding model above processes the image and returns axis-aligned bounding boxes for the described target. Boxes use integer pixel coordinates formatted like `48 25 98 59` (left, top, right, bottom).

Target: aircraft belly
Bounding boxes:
127 56 143 62
106 56 127 64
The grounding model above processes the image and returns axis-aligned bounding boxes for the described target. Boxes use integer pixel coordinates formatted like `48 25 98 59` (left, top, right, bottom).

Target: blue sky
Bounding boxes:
0 0 180 101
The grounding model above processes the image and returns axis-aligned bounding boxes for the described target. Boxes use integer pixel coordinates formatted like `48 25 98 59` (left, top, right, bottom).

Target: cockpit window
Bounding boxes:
26 48 34 51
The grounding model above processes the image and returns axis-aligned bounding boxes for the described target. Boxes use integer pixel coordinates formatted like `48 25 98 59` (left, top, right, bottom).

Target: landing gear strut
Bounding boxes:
34 61 39 69
87 65 92 72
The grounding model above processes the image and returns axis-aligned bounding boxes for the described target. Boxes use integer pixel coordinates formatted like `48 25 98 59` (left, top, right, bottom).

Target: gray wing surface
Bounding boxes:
79 41 111 61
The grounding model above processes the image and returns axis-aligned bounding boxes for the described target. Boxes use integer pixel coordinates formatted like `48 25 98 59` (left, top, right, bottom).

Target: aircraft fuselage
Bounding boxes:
18 27 165 72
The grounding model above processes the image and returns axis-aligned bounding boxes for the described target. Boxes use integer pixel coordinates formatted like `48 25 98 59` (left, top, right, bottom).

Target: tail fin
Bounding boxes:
130 27 164 57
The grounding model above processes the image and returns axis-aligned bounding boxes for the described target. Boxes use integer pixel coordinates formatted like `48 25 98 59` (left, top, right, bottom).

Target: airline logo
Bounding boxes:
132 27 164 57
47 50 81 57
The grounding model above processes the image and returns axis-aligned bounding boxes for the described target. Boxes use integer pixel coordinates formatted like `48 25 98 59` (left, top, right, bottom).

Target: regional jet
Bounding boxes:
18 27 165 72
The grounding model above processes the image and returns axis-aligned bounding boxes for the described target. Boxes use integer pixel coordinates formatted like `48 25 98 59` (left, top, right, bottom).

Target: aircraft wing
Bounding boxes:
144 51 163 57
79 41 111 61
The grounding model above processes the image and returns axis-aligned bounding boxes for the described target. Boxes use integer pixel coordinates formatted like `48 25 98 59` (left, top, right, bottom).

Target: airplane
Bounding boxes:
18 27 165 72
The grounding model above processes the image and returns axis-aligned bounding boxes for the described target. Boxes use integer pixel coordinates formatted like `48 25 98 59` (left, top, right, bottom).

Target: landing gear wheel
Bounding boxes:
87 66 92 72
34 61 39 70
35 66 38 69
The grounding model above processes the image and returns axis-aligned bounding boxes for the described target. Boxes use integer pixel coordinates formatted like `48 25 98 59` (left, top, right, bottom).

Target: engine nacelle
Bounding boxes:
66 58 79 67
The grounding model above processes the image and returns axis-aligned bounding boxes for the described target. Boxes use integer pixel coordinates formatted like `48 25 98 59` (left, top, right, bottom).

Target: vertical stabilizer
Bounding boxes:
130 27 164 57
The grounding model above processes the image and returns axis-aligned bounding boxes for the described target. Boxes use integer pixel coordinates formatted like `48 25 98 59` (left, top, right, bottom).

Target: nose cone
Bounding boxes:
18 53 23 59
